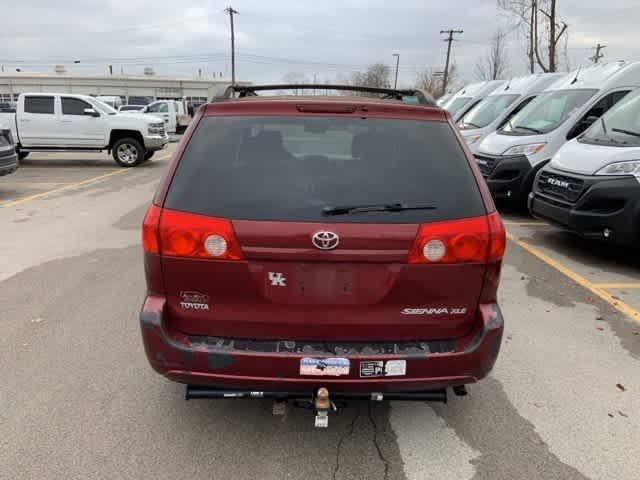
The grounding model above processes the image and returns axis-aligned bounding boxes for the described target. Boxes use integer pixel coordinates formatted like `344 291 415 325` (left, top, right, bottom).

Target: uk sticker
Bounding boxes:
360 360 407 377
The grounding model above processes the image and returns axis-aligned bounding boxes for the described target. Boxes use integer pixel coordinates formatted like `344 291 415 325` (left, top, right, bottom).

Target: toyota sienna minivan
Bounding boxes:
140 84 506 426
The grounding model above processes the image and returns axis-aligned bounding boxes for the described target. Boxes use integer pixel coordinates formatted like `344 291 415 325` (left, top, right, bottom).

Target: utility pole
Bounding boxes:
590 43 606 64
225 6 239 85
392 54 400 89
440 29 463 96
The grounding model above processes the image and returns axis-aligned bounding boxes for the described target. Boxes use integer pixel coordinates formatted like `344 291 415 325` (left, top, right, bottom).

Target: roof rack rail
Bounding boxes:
216 84 437 106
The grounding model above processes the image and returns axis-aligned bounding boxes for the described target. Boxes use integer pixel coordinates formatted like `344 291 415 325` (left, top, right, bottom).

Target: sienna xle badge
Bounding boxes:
140 84 506 428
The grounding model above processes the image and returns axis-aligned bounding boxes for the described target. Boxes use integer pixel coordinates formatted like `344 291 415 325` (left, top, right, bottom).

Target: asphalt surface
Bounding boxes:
1 145 639 480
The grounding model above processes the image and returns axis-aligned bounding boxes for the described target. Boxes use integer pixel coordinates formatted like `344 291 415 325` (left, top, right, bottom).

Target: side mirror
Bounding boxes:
583 115 599 125
84 108 100 117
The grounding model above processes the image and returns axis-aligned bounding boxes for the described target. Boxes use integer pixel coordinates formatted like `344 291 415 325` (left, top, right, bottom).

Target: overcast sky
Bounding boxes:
2 0 639 87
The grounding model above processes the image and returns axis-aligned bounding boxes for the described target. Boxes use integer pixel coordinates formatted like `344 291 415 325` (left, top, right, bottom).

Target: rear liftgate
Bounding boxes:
185 385 464 428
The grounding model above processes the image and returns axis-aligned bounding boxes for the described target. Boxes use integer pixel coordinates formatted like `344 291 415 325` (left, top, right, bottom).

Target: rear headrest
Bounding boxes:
253 130 285 151
351 132 380 159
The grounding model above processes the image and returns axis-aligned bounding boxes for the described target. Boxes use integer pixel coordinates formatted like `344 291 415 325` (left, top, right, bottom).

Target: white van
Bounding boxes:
96 95 123 110
529 88 640 246
475 61 640 205
458 73 565 153
442 80 506 122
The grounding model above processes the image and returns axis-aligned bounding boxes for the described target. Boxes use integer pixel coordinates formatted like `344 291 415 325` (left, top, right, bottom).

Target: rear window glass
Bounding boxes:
165 115 485 223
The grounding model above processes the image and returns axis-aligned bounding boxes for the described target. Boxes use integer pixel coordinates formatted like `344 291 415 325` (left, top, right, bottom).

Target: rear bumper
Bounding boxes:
140 295 504 392
529 171 640 246
0 147 18 177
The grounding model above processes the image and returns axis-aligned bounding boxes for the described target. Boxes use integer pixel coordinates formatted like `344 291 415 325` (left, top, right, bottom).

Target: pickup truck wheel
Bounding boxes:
112 138 144 167
18 151 29 160
144 151 155 161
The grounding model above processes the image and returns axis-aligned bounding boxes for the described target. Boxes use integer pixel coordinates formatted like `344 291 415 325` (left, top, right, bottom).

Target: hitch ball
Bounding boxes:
315 387 330 411
314 388 331 428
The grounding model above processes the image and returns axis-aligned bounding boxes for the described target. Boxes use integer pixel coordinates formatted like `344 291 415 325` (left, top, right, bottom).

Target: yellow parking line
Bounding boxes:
592 283 640 289
0 152 173 208
0 169 128 207
506 232 640 323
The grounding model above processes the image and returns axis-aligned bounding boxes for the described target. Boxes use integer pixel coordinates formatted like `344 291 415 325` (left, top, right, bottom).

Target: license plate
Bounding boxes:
300 357 350 376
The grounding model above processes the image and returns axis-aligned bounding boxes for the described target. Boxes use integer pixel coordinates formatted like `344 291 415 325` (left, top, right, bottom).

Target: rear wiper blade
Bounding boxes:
323 202 437 216
514 125 544 134
612 127 640 138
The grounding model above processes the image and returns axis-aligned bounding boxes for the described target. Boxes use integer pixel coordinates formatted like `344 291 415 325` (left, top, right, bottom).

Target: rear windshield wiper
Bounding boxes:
514 125 544 134
612 127 640 138
323 202 437 216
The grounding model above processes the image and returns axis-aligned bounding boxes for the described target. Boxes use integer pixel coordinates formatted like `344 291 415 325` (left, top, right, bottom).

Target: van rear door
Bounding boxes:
159 105 489 341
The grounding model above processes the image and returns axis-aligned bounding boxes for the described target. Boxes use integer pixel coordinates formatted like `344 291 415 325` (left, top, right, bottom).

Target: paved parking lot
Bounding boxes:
1 146 639 479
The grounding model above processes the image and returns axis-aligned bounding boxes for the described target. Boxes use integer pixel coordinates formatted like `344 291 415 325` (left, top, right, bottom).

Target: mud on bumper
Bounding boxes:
140 295 504 393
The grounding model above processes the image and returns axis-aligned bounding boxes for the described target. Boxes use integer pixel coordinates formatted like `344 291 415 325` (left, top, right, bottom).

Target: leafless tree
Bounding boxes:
351 63 392 90
416 64 459 99
498 0 567 73
476 30 509 80
282 72 310 94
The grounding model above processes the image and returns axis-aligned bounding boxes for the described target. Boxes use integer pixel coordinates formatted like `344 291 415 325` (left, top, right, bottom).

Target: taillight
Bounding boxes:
487 212 506 261
142 204 161 254
408 215 492 264
158 209 243 260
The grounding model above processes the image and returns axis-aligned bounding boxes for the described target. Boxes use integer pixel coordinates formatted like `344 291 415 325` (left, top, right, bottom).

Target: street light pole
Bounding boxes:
392 54 400 89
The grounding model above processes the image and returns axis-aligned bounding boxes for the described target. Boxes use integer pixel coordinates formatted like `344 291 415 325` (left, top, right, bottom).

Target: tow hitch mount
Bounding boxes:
314 387 333 428
185 385 448 427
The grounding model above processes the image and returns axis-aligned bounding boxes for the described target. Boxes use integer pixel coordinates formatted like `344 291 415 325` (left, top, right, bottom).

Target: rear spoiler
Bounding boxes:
216 84 437 106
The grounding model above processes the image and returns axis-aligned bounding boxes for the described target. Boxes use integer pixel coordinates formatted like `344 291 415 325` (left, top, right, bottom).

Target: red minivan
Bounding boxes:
140 85 505 422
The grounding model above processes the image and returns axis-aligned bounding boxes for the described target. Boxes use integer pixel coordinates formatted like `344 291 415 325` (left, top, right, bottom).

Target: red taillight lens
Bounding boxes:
142 204 161 254
408 216 491 264
487 212 506 261
158 209 243 260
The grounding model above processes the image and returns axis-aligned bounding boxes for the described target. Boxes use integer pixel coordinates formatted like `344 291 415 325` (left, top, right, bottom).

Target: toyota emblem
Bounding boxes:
312 231 340 250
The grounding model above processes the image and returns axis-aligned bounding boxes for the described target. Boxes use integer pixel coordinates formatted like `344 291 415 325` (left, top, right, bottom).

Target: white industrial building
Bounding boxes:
0 68 241 105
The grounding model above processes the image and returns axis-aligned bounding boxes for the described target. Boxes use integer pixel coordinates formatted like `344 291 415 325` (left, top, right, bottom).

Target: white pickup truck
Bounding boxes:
0 93 170 167
137 99 191 134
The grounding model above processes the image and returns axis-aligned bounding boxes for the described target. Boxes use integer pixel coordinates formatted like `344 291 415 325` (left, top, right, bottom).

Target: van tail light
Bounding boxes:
487 212 506 261
408 214 505 264
142 204 161 254
157 208 243 260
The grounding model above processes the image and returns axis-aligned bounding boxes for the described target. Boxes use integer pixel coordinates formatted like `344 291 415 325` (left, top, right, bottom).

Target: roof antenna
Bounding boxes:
504 79 511 91
570 65 582 85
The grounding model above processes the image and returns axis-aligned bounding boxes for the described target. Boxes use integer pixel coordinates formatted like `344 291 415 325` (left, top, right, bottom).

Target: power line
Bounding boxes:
440 29 463 96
